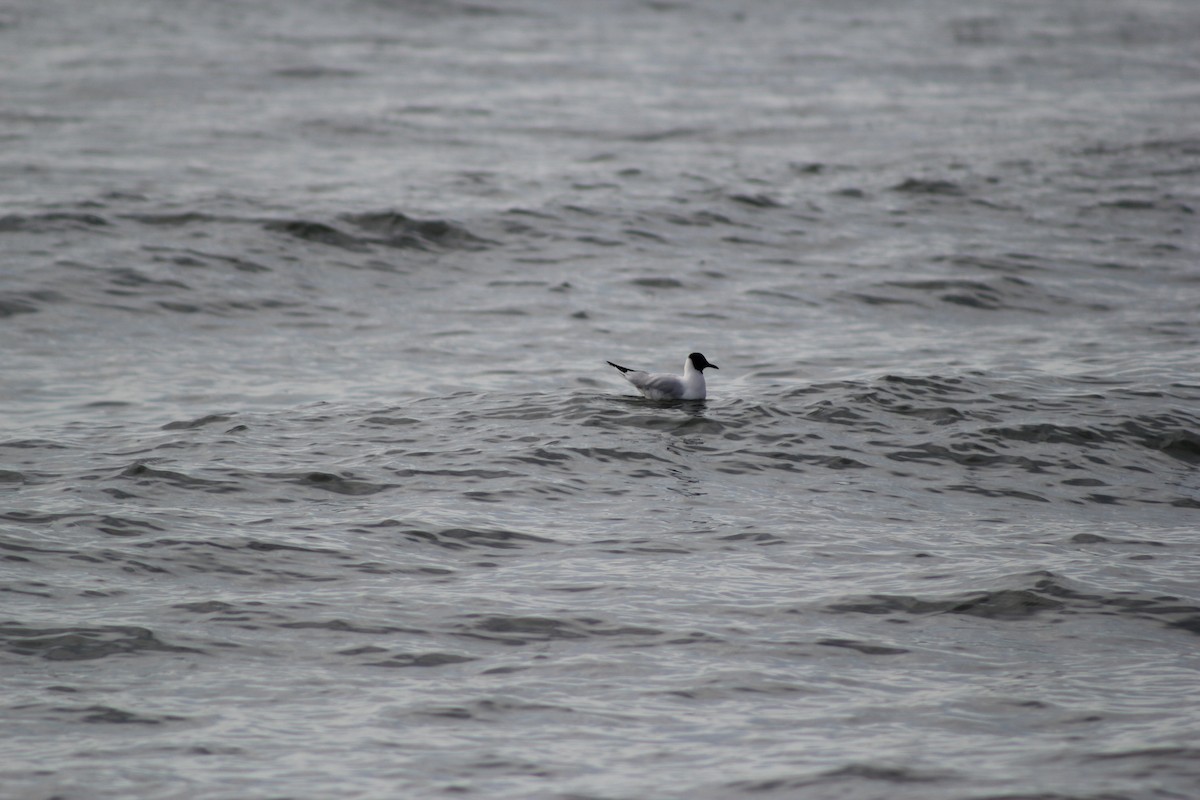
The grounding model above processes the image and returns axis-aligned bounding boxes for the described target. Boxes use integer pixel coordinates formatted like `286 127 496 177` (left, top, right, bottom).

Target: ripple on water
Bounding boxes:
824 570 1200 635
0 623 200 661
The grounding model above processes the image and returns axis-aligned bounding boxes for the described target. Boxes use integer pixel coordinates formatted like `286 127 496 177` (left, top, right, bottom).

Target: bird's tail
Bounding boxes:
606 360 632 374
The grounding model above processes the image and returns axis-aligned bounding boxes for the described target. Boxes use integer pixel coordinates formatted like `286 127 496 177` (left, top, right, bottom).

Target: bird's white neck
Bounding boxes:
682 357 706 396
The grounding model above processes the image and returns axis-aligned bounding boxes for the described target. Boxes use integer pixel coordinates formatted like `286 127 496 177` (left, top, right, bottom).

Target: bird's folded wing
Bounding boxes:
630 373 685 399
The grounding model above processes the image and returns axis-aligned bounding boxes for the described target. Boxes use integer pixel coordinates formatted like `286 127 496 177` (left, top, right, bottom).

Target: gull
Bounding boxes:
606 352 718 400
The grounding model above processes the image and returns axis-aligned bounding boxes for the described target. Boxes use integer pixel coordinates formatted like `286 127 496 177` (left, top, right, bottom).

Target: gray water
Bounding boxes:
3 1 1200 798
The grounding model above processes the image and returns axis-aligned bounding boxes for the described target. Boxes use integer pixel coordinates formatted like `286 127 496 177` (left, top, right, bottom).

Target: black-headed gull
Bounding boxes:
606 352 718 400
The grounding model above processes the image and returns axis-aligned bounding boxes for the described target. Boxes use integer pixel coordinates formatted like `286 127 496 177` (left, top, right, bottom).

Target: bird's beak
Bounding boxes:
710 364 719 369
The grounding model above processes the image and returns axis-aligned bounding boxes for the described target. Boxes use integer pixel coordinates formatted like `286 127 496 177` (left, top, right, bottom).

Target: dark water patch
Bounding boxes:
133 535 344 572
801 375 996 430
563 445 675 465
979 416 1200 466
826 589 1061 620
1167 618 1200 636
1152 430 1200 463
942 484 1050 503
0 438 72 451
629 276 685 289
576 232 624 245
146 247 273 274
624 126 704 143
623 227 669 242
980 423 1108 448
0 289 67 317
946 588 1064 618
161 414 233 430
971 795 1134 800
875 276 1054 312
119 462 240 493
364 520 555 551
273 65 362 79
1068 533 1167 547
390 466 522 480
105 266 190 292
485 279 548 288
124 211 223 227
504 447 575 467
413 698 569 721
886 443 1052 473
1095 198 1158 211
51 705 187 725
264 219 370 251
721 234 789 248
803 402 871 426
93 514 166 538
0 623 200 661
157 301 203 313
169 599 296 626
597 537 692 555
743 287 817 305
454 614 662 645
827 572 1200 633
784 384 1190 504
173 600 243 614
719 532 787 546
1084 745 1200 764
729 763 946 793
1084 196 1194 216
69 547 173 576
816 638 909 656
891 178 966 196
0 581 55 598
660 210 740 227
468 306 530 317
0 537 76 556
879 374 982 398
789 378 1200 505
500 208 557 240
730 192 784 208
362 414 421 427
670 677 809 702
240 538 342 555
0 212 110 233
844 291 919 308
83 400 135 410
283 471 392 496
459 756 555 778
718 448 871 474
343 561 453 578
801 453 868 472
362 651 478 669
342 210 493 251
932 253 1049 274
263 212 492 253
279 619 422 635
949 15 1009 46
891 405 967 424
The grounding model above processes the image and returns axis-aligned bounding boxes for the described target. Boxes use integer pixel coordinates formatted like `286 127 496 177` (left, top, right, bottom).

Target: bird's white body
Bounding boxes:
607 353 717 400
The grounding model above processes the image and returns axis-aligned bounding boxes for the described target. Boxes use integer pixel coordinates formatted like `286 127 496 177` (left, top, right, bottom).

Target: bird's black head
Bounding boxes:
688 352 718 372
